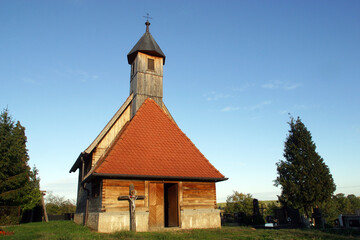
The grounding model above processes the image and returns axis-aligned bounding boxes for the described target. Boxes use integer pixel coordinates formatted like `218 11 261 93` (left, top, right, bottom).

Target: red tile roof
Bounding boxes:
94 98 225 181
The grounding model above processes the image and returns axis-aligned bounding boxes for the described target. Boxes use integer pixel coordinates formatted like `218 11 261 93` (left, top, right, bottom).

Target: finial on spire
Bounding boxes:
143 13 152 33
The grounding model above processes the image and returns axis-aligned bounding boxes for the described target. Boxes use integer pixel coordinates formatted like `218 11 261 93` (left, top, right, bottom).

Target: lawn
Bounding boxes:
1 221 360 240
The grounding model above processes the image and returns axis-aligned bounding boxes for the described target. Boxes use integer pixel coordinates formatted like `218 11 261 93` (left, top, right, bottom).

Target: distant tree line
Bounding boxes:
224 192 273 225
320 193 360 225
45 192 76 215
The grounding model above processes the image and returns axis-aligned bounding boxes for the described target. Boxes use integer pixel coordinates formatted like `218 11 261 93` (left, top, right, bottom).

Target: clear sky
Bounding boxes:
1 0 359 202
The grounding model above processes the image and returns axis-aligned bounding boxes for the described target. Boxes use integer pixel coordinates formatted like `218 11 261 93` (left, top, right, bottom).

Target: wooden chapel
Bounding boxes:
69 20 227 233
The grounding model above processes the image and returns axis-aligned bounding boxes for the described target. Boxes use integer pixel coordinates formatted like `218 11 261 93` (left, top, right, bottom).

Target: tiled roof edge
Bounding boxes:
87 173 228 183
90 99 154 178
90 121 132 176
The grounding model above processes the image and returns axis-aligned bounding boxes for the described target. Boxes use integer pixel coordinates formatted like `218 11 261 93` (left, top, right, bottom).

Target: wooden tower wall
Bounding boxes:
130 52 164 118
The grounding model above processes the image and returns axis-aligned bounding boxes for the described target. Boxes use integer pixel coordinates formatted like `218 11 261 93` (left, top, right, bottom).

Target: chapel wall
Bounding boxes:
75 171 87 213
102 179 147 212
88 194 102 212
181 182 217 210
179 181 220 229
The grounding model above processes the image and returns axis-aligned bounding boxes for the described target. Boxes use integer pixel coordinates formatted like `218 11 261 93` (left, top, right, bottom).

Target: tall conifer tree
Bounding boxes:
0 108 40 208
274 116 336 218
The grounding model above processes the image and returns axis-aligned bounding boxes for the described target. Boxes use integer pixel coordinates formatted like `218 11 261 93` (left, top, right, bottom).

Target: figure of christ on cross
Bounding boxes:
118 184 145 232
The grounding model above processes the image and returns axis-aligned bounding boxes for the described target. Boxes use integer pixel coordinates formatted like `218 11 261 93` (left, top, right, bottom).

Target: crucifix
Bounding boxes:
118 184 145 232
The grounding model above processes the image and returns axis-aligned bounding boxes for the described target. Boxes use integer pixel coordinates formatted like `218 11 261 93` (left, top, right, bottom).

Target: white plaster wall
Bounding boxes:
180 209 221 229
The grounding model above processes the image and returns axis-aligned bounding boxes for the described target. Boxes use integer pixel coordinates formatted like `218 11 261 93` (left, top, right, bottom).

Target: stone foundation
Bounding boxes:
74 208 220 232
74 211 149 233
180 209 221 229
74 213 84 225
98 211 149 233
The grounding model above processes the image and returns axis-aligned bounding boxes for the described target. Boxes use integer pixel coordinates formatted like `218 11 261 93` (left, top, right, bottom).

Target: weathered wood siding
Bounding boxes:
92 106 131 167
75 173 87 213
181 182 217 210
101 180 216 213
75 181 102 214
102 179 146 212
130 52 163 117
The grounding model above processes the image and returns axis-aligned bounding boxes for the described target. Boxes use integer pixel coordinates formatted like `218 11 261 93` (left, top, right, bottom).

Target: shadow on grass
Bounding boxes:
322 228 360 237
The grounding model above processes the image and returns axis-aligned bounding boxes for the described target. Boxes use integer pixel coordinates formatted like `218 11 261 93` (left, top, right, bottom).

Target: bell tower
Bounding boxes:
127 20 166 118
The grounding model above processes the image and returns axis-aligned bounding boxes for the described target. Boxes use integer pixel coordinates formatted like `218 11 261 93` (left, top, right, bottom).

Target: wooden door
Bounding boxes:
149 183 164 228
167 184 179 227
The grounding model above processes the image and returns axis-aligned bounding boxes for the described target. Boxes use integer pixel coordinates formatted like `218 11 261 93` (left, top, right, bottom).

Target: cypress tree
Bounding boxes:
0 108 40 208
274 116 336 218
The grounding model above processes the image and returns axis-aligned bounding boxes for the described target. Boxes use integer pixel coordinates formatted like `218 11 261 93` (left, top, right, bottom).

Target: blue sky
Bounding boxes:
1 0 359 202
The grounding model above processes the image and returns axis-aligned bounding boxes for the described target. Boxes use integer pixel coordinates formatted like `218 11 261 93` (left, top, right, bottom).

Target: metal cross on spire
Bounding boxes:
143 13 152 32
143 13 152 22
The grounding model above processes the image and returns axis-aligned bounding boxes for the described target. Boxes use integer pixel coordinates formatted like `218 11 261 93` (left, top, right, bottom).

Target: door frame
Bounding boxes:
148 181 181 228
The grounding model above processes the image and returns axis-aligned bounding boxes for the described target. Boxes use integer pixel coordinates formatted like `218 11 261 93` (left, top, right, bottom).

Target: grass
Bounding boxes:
1 221 360 240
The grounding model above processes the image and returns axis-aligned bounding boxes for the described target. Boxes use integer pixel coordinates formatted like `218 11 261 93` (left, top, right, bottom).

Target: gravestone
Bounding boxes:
275 206 300 227
252 198 265 225
312 208 324 228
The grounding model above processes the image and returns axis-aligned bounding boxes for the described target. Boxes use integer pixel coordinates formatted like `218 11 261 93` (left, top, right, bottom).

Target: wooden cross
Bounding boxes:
118 184 145 232
40 190 48 222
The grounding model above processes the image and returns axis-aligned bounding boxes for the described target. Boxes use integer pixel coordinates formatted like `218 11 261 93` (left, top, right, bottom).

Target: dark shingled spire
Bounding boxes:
127 21 166 65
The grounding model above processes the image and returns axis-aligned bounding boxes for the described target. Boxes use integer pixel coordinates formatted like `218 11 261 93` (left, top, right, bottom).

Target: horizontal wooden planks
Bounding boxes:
102 179 146 212
182 182 216 209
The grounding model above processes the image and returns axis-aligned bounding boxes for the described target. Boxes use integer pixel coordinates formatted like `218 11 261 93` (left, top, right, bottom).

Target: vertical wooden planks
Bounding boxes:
149 183 164 228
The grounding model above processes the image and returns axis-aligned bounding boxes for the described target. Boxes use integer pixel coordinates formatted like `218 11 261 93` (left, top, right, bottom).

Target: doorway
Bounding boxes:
164 183 179 227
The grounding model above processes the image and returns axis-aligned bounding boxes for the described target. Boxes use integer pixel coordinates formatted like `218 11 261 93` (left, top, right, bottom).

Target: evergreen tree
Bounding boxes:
274 116 336 218
0 108 40 208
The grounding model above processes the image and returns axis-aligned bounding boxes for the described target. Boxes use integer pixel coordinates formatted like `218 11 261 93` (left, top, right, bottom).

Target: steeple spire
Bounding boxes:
145 21 150 33
143 13 152 33
127 17 166 65
128 18 166 118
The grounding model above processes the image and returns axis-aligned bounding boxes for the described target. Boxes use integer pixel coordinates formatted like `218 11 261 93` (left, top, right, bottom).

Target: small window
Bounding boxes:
148 58 154 71
131 62 135 76
91 181 100 198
